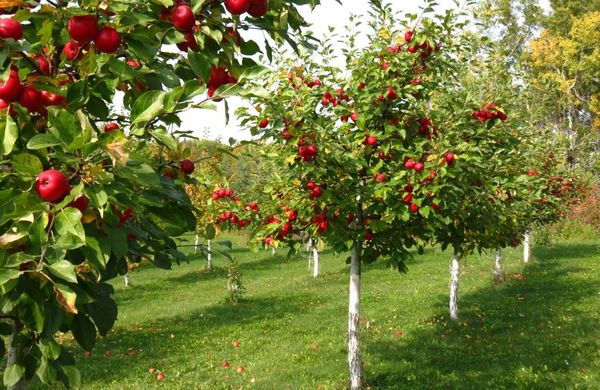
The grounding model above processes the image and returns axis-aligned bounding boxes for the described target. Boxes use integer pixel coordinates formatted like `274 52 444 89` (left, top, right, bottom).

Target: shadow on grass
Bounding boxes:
533 242 600 261
365 243 600 389
72 294 310 382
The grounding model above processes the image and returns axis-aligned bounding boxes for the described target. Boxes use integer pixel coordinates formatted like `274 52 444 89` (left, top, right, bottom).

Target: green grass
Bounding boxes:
59 234 599 389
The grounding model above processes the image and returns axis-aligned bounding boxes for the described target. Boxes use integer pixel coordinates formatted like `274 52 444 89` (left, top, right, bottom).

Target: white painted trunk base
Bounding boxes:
124 273 131 287
207 239 212 270
194 234 200 254
493 248 504 282
449 256 460 321
523 230 531 263
348 246 362 389
312 246 319 278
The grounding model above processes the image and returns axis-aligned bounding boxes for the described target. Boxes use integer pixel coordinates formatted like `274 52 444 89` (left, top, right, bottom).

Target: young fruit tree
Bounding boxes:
0 0 322 387
239 1 544 387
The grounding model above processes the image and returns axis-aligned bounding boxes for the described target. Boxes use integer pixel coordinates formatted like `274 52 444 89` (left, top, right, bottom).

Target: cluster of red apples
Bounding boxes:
65 14 121 58
472 102 508 123
224 0 269 17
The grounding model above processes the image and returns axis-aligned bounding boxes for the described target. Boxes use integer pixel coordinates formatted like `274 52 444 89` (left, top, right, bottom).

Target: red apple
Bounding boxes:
180 159 195 174
225 0 250 15
95 27 121 53
67 15 98 43
409 203 420 213
34 55 51 75
444 152 455 165
156 373 165 381
127 59 141 67
404 159 415 170
69 196 89 213
177 31 198 52
363 135 377 146
104 123 119 132
405 30 413 42
36 170 71 203
63 41 81 60
171 4 195 31
386 86 397 100
364 231 374 241
40 91 66 107
248 0 268 17
0 18 22 40
232 340 241 347
258 118 269 128
236 366 245 373
375 173 386 183
17 85 43 113
350 112 359 122
402 193 413 204
413 162 424 172
0 68 21 102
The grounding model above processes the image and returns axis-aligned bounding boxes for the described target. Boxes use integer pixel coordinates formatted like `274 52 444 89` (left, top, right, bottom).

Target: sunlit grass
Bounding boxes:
51 233 600 389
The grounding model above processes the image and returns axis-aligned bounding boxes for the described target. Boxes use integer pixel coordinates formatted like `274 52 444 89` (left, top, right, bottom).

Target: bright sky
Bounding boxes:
180 0 550 142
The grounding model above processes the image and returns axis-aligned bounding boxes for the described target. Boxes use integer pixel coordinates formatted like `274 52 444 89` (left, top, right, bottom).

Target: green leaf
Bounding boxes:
150 128 178 151
71 314 96 352
61 365 81 390
48 260 78 284
11 153 42 176
29 212 49 247
0 111 18 155
19 293 45 332
36 358 57 385
85 297 117 337
108 227 127 260
39 339 62 361
26 134 61 149
188 51 212 83
131 91 167 130
0 268 21 285
47 107 81 151
3 363 25 387
81 236 110 270
146 205 196 236
53 208 86 250
116 161 160 187
54 284 78 314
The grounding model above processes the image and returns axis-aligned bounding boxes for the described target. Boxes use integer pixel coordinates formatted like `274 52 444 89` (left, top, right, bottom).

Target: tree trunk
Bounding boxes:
312 245 319 278
523 230 530 263
124 272 131 287
493 248 504 282
207 239 212 270
307 237 312 252
194 233 200 254
348 245 363 389
271 247 275 256
7 319 27 390
449 255 460 321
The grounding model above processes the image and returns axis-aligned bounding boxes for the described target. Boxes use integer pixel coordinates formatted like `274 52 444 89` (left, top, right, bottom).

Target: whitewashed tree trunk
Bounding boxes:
7 319 26 390
523 230 531 263
449 256 460 321
271 247 276 256
194 233 200 254
124 272 131 287
306 237 312 252
312 245 319 278
207 239 212 270
348 246 362 389
493 248 504 282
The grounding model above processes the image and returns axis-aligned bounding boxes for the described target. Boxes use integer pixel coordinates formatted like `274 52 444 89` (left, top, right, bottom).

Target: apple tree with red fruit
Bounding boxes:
0 0 323 388
238 2 565 387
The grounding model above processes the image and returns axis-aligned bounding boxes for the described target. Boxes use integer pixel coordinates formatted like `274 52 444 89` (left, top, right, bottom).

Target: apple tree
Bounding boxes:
0 0 324 388
236 1 548 387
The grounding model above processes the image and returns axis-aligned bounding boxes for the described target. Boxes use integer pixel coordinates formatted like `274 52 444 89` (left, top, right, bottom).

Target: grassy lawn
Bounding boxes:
58 233 599 389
